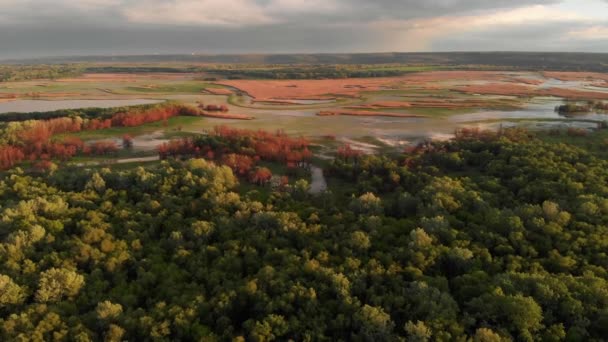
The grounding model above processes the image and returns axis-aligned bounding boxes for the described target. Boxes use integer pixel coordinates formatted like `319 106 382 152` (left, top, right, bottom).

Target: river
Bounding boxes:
0 99 163 113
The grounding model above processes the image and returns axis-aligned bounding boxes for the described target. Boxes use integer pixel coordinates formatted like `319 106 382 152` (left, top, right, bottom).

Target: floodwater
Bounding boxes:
449 98 604 123
197 97 606 146
0 99 163 113
2 84 606 151
309 166 328 194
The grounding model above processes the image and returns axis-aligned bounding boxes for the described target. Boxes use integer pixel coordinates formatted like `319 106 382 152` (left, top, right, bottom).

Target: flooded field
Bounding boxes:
190 95 606 146
2 71 607 151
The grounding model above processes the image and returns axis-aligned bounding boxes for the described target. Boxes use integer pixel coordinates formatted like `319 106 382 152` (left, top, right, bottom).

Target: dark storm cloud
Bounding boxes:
0 0 561 26
0 0 606 59
310 0 560 20
432 21 576 51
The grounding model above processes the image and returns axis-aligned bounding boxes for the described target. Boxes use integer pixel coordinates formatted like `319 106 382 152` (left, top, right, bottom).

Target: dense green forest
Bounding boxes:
0 129 607 341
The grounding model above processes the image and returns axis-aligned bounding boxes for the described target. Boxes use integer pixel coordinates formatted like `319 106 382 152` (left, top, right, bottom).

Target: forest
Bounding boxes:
0 127 607 341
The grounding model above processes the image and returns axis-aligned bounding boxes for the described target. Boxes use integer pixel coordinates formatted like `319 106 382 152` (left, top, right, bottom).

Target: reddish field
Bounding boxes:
511 78 544 85
398 71 520 83
216 79 390 100
349 99 519 110
58 73 195 83
348 101 412 109
538 87 608 100
456 83 608 100
454 84 536 96
0 92 83 99
318 110 423 118
205 88 234 95
252 99 310 105
201 112 254 120
215 71 525 100
542 72 608 82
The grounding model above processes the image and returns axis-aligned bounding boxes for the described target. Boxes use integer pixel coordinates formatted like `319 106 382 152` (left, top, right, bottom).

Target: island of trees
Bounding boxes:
555 101 608 114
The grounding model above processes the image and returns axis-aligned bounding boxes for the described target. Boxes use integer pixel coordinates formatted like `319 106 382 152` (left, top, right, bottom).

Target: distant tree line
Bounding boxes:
0 64 82 82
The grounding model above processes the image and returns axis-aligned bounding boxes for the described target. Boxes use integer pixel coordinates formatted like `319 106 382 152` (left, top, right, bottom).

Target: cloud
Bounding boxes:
568 25 608 40
0 0 562 26
0 0 607 58
0 0 122 25
122 0 275 26
119 0 562 26
367 4 585 51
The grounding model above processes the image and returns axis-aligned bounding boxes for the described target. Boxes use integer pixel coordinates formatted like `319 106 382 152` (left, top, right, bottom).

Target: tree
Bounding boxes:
96 301 123 320
0 275 26 307
349 192 383 215
246 315 288 342
86 173 106 193
249 167 273 185
404 321 432 342
36 268 85 303
473 328 504 342
105 324 126 342
468 292 543 341
122 135 133 150
354 305 395 340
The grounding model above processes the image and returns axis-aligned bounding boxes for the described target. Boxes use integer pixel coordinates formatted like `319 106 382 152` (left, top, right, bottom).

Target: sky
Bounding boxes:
1 0 607 59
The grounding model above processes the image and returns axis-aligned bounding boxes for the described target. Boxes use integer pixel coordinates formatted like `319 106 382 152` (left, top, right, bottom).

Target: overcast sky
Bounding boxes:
1 0 607 59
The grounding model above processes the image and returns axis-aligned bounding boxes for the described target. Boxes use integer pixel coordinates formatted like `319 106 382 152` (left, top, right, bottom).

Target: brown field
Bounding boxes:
406 100 517 109
216 71 528 100
511 78 544 85
201 112 254 120
317 109 423 118
58 73 195 83
0 92 84 99
216 79 389 100
538 87 608 100
252 99 309 105
398 71 519 83
454 84 536 96
205 88 234 95
348 99 521 111
455 83 608 100
37 92 85 98
348 101 412 109
542 72 608 82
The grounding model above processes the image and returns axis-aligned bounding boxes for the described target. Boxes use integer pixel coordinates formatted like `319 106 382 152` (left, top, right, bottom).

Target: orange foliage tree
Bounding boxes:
249 167 273 185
